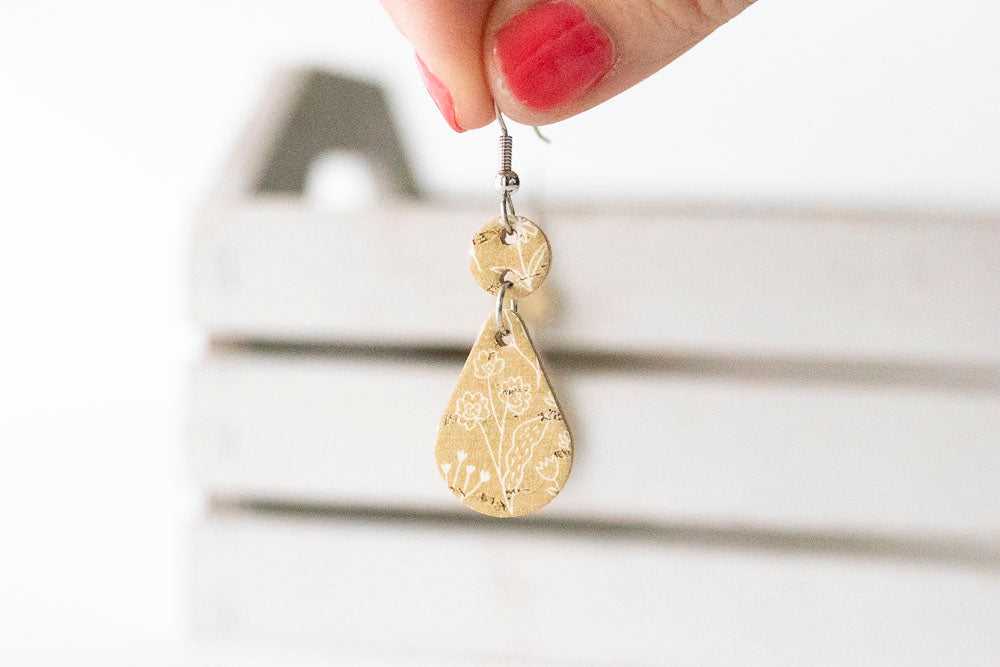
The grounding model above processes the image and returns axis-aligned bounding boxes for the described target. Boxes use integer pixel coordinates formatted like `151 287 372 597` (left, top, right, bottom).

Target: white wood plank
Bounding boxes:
190 352 1000 538
192 513 1000 665
191 201 1000 363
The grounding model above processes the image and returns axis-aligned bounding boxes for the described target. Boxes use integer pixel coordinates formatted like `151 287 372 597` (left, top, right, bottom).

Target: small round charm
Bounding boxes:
469 215 551 298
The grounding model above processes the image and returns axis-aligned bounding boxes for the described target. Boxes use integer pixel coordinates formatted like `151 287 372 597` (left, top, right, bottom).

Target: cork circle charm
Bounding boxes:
469 215 551 298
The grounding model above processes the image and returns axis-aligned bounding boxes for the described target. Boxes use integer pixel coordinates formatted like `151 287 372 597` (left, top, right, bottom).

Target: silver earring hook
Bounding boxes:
494 103 551 143
494 105 518 234
494 102 509 136
493 105 550 236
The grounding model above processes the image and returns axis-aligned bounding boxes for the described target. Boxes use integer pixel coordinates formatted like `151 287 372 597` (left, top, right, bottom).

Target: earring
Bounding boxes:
434 108 573 517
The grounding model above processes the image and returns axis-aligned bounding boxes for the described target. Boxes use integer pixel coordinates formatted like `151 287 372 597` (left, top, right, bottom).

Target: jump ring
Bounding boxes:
495 279 517 335
500 192 516 234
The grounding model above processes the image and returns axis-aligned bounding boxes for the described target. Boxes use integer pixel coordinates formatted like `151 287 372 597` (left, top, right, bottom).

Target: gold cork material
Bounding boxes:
435 310 572 517
468 215 551 298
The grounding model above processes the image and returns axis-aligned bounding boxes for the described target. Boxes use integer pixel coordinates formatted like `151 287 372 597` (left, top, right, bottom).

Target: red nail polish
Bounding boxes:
415 53 463 132
494 1 613 110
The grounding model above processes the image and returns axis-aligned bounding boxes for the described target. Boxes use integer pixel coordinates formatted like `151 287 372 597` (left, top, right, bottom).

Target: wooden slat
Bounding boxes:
190 351 1000 538
191 201 1000 363
192 512 1000 665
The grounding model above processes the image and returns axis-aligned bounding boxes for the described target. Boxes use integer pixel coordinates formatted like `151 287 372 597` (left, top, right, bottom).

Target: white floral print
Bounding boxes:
513 220 538 243
558 431 571 451
473 350 505 379
454 391 490 430
497 375 532 415
535 454 559 482
436 313 571 516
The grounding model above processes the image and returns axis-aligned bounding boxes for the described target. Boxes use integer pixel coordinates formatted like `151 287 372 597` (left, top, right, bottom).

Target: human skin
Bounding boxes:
380 0 756 131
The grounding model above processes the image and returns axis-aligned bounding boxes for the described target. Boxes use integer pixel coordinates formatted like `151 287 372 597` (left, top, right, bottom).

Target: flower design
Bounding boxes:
435 299 572 516
497 376 532 415
473 350 505 379
454 391 490 430
535 454 560 482
513 220 538 243
558 431 571 451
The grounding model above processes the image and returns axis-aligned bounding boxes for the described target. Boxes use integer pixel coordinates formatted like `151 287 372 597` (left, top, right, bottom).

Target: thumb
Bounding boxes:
484 0 756 125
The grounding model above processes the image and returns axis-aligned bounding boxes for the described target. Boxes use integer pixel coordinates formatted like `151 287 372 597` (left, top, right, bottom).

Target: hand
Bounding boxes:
380 0 755 131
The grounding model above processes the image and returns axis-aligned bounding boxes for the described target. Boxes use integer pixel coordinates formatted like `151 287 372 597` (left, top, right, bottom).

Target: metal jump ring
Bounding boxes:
495 278 518 336
500 192 516 235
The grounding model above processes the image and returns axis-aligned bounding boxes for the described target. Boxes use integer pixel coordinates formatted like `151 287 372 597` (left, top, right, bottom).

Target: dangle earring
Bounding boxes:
435 109 573 518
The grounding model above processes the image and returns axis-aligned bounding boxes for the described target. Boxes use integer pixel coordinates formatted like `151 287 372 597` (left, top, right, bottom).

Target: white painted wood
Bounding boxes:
190 352 1000 538
192 513 1000 665
191 201 1000 364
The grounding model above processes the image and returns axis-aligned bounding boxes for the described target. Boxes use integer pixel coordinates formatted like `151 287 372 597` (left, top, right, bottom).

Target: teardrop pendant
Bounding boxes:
435 310 572 517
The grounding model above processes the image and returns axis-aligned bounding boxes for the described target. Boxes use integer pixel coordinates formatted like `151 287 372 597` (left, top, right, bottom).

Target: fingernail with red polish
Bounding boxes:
415 53 463 132
494 1 613 110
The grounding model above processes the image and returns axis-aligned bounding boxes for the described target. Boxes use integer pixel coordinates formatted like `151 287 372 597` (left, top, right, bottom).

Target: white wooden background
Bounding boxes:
193 200 1000 363
193 511 1000 665
190 196 1000 663
182 32 1000 662
2 0 999 663
192 349 1000 538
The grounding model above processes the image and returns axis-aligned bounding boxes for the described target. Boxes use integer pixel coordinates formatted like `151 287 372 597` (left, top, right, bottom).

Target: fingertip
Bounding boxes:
414 52 505 132
414 53 465 132
495 1 614 112
483 1 615 125
483 0 752 126
381 0 499 132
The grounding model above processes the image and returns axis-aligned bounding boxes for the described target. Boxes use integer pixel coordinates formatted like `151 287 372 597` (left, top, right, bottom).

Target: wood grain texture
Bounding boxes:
435 312 571 517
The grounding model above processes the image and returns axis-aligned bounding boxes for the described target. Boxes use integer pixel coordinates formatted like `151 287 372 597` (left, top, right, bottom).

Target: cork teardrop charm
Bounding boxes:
435 311 572 517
